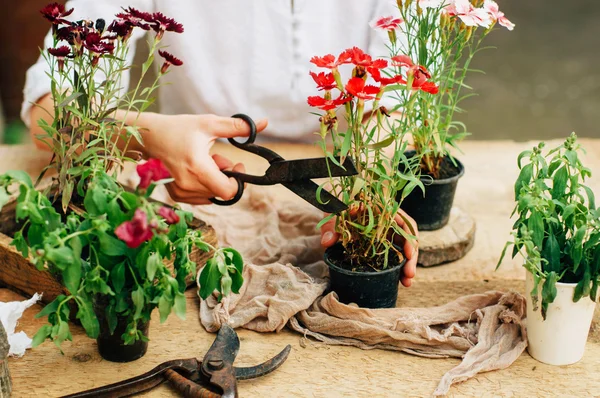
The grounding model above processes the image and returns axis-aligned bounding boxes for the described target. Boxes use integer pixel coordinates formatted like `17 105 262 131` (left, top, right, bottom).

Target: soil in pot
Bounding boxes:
94 298 149 362
397 150 465 231
324 243 406 309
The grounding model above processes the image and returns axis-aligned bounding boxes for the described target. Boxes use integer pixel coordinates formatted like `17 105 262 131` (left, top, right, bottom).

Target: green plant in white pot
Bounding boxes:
498 133 600 365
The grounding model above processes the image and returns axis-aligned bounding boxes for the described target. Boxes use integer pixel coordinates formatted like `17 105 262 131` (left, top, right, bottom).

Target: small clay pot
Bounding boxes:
398 150 465 231
324 243 406 309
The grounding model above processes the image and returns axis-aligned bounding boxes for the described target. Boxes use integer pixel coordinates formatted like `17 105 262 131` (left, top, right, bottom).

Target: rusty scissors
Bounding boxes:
62 324 291 398
209 114 357 214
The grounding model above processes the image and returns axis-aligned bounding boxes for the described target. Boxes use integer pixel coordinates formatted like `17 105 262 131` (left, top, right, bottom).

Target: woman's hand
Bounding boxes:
126 112 268 205
320 209 418 287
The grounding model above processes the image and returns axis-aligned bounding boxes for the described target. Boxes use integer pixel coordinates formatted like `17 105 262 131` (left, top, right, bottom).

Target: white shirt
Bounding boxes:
22 0 396 142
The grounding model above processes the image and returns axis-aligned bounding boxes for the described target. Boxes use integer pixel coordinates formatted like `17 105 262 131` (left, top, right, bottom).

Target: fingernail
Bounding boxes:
322 232 333 244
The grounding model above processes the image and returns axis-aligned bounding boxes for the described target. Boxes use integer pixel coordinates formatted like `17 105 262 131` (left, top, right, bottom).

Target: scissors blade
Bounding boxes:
233 345 292 380
268 157 357 182
283 180 348 214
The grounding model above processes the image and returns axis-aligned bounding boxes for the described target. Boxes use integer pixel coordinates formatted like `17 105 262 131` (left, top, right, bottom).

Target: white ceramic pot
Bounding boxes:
526 271 597 365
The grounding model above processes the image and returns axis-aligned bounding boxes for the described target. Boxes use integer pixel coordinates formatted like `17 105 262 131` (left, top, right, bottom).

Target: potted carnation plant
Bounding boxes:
307 45 436 308
498 133 600 365
379 0 514 230
0 4 243 362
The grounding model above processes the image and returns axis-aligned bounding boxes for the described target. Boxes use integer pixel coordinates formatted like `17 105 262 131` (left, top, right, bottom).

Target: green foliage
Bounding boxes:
498 133 600 318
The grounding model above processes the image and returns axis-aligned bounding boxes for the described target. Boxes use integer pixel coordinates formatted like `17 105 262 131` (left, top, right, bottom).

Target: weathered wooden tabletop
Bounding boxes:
2 139 600 397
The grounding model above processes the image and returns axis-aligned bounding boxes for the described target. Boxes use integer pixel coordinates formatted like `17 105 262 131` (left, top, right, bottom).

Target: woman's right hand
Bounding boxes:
134 112 268 205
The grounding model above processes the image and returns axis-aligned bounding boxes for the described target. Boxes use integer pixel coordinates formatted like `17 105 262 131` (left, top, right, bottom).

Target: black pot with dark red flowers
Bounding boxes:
324 243 407 309
397 150 465 231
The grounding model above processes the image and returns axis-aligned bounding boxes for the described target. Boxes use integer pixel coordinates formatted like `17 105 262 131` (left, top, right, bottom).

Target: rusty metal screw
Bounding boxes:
207 360 224 371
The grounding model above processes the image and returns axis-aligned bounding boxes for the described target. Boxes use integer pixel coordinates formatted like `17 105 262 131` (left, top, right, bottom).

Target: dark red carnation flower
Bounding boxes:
136 158 171 189
307 93 352 111
48 45 70 57
150 12 184 39
158 50 183 73
158 207 180 225
116 7 152 30
56 26 72 41
345 77 381 100
84 32 115 54
309 71 337 91
338 47 372 67
310 54 339 69
115 209 154 248
368 67 406 86
48 45 71 71
40 2 74 24
107 19 133 39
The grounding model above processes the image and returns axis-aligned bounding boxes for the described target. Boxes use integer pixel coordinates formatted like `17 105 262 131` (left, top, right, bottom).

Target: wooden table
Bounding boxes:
2 139 600 397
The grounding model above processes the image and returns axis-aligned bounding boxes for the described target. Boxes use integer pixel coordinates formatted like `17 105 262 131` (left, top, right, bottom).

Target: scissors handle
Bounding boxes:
210 177 244 206
228 113 257 147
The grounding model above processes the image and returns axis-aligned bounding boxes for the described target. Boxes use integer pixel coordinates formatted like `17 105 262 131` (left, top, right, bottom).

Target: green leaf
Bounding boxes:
76 299 100 339
58 91 84 108
35 296 65 319
367 135 394 150
111 262 126 294
572 226 587 272
199 258 221 299
541 234 560 273
132 287 145 319
45 246 76 271
62 260 82 293
6 170 33 187
574 268 591 302
32 324 52 347
541 271 559 313
349 178 365 200
583 185 596 210
528 211 544 248
517 150 532 168
146 252 161 281
514 163 533 200
98 233 128 257
106 304 118 335
552 166 568 199
220 274 232 297
173 293 186 320
340 130 352 159
158 295 172 323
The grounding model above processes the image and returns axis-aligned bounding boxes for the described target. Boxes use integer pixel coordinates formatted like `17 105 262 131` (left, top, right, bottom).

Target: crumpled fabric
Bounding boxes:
0 293 41 357
151 186 527 396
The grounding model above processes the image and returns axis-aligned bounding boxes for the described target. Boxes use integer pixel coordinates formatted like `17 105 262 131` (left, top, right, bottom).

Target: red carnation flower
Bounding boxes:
115 209 154 248
56 26 73 42
368 67 406 86
338 47 372 67
158 50 183 73
40 2 74 24
391 55 415 68
370 16 403 31
309 71 337 91
370 59 388 70
310 54 339 69
150 12 184 39
345 77 381 100
415 81 439 94
84 32 115 54
410 65 432 87
307 94 351 111
136 158 171 189
158 207 180 225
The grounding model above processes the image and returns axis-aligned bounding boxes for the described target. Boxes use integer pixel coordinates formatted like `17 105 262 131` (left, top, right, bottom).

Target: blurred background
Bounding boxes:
0 0 598 144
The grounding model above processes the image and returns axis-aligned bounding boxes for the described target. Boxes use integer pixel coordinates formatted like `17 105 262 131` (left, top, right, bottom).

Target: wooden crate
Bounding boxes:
0 195 217 304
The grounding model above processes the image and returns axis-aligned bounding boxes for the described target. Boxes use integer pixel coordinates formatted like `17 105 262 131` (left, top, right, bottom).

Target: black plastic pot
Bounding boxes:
324 244 407 309
94 299 149 363
398 151 465 231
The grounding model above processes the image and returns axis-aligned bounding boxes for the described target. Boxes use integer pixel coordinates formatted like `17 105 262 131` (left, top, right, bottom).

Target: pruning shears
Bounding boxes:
209 114 357 214
62 324 291 398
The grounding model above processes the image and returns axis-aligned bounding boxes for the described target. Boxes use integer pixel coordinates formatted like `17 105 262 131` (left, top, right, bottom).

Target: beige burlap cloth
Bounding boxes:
160 186 526 396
